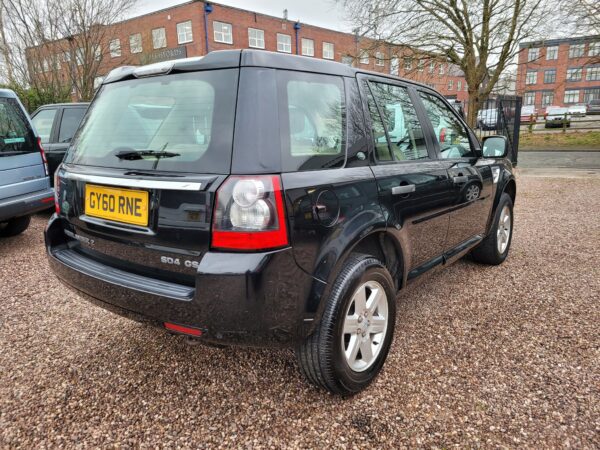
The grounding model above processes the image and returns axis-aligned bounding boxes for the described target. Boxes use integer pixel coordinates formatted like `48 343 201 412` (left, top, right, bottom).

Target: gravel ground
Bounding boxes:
1 176 599 448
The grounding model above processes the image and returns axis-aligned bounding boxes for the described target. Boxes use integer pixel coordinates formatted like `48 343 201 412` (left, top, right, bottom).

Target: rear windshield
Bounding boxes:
65 69 238 173
0 97 36 156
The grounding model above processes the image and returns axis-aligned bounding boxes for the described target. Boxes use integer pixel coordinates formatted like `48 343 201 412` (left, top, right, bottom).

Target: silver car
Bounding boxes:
0 89 54 237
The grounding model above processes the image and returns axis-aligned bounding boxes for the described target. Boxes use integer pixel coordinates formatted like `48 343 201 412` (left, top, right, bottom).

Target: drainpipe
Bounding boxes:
204 2 213 54
294 21 301 55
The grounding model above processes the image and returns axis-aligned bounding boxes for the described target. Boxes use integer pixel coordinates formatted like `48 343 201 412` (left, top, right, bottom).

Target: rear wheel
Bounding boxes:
296 254 396 395
471 193 513 265
0 215 31 237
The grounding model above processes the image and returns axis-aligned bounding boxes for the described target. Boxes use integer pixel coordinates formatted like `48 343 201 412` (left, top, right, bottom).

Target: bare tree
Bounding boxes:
341 0 558 126
1 0 135 106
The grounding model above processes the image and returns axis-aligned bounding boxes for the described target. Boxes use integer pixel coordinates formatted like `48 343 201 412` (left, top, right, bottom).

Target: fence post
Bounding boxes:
562 113 567 133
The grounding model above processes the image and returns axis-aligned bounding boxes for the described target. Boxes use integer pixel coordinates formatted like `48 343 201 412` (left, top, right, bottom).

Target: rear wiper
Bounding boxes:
115 150 180 160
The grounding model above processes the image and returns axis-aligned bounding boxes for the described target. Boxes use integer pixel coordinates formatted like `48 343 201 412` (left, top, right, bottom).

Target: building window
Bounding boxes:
525 71 537 85
302 38 314 57
544 69 556 83
403 57 412 70
341 55 353 66
527 48 539 62
589 42 600 57
375 52 384 66
457 80 462 91
566 68 582 82
152 27 167 49
569 43 584 58
584 88 600 103
417 59 424 72
546 46 558 60
447 80 453 90
214 21 233 44
390 57 399 75
76 48 84 66
439 63 445 75
277 34 291 53
248 28 264 49
464 83 468 91
429 61 435 74
323 42 334 60
564 90 580 104
109 39 121 57
359 51 369 65
93 76 104 89
541 91 554 106
177 21 193 44
586 67 600 81
94 45 101 61
524 92 535 105
129 33 142 54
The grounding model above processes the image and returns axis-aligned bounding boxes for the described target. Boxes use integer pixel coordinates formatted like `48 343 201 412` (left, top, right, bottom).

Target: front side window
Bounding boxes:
367 82 429 162
419 92 474 159
277 34 291 53
302 38 314 57
0 98 36 154
569 43 584 58
109 39 121 57
177 21 193 44
528 48 540 62
524 92 535 105
58 108 86 143
248 28 264 49
526 71 537 85
564 90 580 104
31 108 57 144
152 27 167 49
323 42 334 60
546 46 558 60
544 69 556 83
586 67 600 81
541 91 554 106
214 21 233 44
566 68 582 82
129 33 142 54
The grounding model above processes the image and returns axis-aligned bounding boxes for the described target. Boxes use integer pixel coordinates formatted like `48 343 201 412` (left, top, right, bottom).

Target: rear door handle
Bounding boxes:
453 176 469 184
392 184 416 195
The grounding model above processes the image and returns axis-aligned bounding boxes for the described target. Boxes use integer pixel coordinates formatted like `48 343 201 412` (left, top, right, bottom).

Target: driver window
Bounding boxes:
418 92 474 159
368 82 428 162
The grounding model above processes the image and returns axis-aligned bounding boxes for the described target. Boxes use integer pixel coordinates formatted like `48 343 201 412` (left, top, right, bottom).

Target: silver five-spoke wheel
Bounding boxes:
341 280 389 372
497 205 511 254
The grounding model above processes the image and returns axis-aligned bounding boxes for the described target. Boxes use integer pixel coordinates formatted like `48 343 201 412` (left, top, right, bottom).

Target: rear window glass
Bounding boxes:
0 98 36 155
65 69 238 173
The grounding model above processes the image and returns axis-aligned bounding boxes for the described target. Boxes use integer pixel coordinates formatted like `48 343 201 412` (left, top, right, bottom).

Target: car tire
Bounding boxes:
471 193 513 265
296 253 396 395
0 215 31 237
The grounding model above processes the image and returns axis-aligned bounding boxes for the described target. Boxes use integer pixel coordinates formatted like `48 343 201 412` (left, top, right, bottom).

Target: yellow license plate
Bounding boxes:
85 184 149 226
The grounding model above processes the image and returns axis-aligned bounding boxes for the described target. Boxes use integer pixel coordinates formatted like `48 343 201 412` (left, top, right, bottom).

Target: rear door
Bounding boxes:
359 75 454 272
415 90 494 253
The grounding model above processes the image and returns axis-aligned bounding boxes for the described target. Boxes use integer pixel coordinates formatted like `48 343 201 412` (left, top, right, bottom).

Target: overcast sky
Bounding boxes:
132 0 351 31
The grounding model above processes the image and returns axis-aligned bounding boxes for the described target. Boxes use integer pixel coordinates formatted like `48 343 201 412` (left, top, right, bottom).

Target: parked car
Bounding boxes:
586 99 600 115
30 103 88 184
477 108 498 130
45 50 517 394
544 106 571 128
520 105 538 123
568 104 587 117
0 89 54 237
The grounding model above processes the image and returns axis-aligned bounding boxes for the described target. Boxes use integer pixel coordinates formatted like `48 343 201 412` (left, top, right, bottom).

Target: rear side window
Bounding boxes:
0 98 36 155
31 108 57 144
58 108 86 143
65 69 239 174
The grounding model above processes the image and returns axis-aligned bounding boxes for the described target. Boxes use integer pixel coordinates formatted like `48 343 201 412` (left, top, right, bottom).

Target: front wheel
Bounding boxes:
296 254 396 395
471 193 513 265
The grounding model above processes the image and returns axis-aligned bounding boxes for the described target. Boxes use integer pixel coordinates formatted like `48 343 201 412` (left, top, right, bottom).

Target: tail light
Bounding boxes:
37 137 48 176
212 175 288 251
53 170 61 214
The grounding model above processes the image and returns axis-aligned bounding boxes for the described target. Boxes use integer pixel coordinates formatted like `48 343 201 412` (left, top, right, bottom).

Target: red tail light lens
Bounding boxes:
37 137 48 176
53 170 61 214
164 322 202 336
212 175 289 251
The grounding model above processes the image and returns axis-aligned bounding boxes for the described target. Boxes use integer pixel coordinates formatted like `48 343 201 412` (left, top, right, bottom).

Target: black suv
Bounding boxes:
46 50 516 394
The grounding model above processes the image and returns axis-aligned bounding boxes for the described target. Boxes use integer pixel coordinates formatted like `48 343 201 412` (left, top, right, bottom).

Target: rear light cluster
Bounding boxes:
37 137 48 176
212 175 288 251
54 171 61 214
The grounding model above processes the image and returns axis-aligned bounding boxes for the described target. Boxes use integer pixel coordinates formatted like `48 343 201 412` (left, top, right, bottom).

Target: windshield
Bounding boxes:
0 97 36 156
65 69 239 173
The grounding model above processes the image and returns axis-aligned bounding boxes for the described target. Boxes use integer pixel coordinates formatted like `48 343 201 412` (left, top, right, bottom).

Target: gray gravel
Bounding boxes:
1 175 599 448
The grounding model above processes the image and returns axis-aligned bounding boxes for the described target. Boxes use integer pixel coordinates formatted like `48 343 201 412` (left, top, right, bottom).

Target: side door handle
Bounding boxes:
453 175 469 184
392 184 416 195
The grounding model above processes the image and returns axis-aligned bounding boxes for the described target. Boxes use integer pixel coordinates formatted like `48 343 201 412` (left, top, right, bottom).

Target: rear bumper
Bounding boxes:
45 214 320 347
0 187 54 222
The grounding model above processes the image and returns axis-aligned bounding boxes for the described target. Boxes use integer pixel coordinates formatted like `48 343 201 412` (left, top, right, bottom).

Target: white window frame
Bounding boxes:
429 61 435 74
277 33 292 53
152 28 166 49
359 51 369 65
76 47 84 66
589 42 600 57
586 67 600 81
528 48 540 62
417 59 424 72
403 57 412 71
302 38 314 57
248 28 264 49
568 43 584 58
566 68 582 82
390 57 399 76
213 21 233 44
109 39 121 58
129 33 142 54
457 80 462 91
546 46 558 60
375 52 384 66
525 71 537 85
564 89 580 104
541 91 554 106
323 42 334 60
177 21 193 44
447 80 453 90
93 45 101 61
439 63 445 75
524 92 535 106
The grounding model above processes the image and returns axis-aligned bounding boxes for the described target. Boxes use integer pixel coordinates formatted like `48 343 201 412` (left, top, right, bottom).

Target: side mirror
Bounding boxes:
482 135 508 158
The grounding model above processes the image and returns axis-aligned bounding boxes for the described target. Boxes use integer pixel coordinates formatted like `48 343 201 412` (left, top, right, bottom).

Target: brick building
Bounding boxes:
516 35 600 109
28 0 468 102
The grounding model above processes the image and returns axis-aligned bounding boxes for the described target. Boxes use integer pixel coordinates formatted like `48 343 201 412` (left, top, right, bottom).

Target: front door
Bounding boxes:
360 77 454 271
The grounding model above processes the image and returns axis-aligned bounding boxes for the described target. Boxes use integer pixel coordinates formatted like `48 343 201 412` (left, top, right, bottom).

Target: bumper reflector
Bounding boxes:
164 322 202 337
